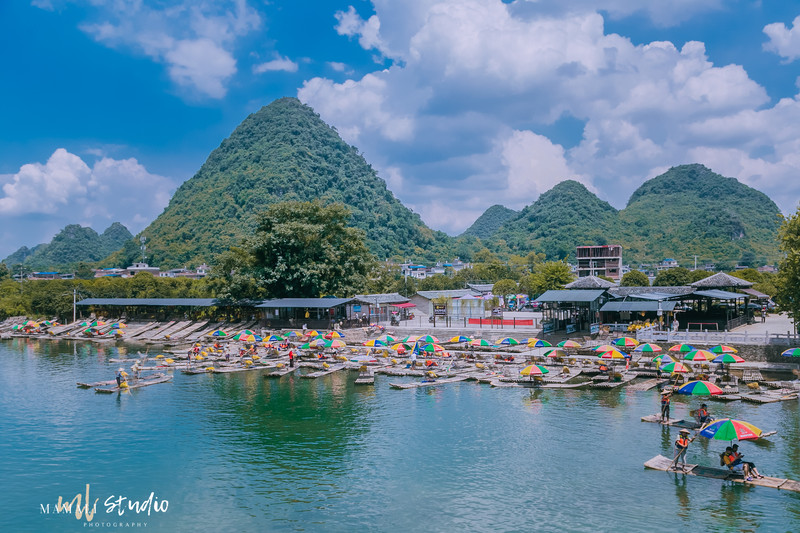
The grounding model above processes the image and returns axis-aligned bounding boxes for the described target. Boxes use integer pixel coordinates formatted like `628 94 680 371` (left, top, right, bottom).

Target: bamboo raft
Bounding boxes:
95 375 173 393
641 415 777 438
740 392 798 404
301 364 346 379
389 375 469 389
355 368 375 385
588 373 637 389
265 365 299 378
708 394 742 402
644 455 800 492
78 372 166 388
627 378 669 392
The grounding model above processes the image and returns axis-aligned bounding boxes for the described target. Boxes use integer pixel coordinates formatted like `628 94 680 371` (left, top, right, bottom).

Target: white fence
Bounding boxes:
636 327 800 346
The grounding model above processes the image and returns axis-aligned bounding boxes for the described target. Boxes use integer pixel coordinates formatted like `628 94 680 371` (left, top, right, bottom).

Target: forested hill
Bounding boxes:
476 165 781 265
108 97 450 268
461 205 518 239
489 180 619 259
616 164 781 265
3 222 132 270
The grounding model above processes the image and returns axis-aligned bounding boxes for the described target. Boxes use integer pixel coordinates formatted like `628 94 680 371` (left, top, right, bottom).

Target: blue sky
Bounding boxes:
2 0 800 260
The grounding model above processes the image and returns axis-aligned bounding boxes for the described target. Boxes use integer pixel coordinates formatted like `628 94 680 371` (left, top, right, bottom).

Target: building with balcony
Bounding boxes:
576 245 622 280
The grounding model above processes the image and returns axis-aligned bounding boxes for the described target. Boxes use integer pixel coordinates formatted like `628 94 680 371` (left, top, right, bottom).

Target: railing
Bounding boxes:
636 326 800 346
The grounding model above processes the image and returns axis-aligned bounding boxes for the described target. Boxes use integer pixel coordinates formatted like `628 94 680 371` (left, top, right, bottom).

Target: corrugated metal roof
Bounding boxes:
692 290 746 300
690 272 753 288
534 290 605 303
415 289 479 299
77 298 219 307
352 293 409 305
600 301 677 312
624 292 684 301
256 298 353 308
565 276 616 289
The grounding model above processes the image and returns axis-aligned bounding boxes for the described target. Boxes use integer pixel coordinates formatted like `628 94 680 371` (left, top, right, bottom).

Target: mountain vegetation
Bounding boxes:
461 205 517 239
3 223 132 271
108 97 451 269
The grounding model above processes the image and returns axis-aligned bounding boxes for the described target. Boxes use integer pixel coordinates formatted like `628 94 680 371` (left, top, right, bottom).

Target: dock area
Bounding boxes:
644 455 800 492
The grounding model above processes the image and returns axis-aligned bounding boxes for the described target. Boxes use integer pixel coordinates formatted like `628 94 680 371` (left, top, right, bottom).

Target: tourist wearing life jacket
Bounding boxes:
695 404 710 426
730 444 764 479
660 390 672 422
722 446 756 481
670 428 694 471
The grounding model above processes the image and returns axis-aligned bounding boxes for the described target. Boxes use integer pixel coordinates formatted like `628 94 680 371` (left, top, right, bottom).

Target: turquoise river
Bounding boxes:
1 338 800 532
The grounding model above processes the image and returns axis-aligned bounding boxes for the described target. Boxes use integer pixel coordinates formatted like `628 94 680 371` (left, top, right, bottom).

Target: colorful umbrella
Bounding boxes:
111 322 128 329
90 321 106 327
470 339 492 347
712 353 745 364
363 339 387 347
526 338 553 348
660 361 690 373
677 380 723 396
307 330 321 337
390 343 412 353
284 331 300 338
497 337 520 345
324 339 347 349
593 344 617 352
653 354 676 364
420 343 445 353
22 320 40 327
301 339 327 349
683 349 715 362
669 344 695 353
379 334 399 343
634 343 662 353
210 330 228 337
417 335 439 343
325 331 345 339
544 348 568 358
403 335 422 343
781 348 800 357
236 334 260 343
613 337 640 347
699 418 762 441
236 329 255 337
446 335 472 343
710 345 738 354
519 364 550 376
557 340 582 348
266 334 285 342
598 349 626 359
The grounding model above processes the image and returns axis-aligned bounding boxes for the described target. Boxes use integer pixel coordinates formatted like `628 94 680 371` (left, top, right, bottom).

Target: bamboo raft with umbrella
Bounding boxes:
95 374 173 393
644 455 800 492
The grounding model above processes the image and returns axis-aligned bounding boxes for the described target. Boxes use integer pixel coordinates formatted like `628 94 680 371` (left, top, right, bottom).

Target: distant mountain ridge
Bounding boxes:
461 205 518 239
472 164 781 265
2 222 132 270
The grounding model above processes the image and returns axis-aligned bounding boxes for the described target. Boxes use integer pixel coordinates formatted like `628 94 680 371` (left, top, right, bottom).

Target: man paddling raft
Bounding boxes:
669 429 696 471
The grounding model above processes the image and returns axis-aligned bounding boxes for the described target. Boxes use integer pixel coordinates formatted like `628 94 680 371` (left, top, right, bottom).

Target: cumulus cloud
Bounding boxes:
253 55 299 73
299 0 798 233
57 0 261 98
764 16 800 62
0 149 175 258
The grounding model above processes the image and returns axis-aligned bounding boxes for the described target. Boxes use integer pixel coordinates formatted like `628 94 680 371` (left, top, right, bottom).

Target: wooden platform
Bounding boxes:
95 375 172 393
708 394 742 402
627 378 668 391
78 372 166 388
389 375 469 389
589 373 637 389
740 392 798 404
300 364 346 379
644 455 800 492
265 365 299 378
641 414 701 429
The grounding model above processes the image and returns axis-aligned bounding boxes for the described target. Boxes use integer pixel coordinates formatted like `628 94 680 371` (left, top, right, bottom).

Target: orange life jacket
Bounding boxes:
698 408 708 417
661 396 670 405
676 437 689 448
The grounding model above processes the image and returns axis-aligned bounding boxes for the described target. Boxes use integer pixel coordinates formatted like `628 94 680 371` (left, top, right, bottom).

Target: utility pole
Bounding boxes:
73 288 77 323
694 255 697 270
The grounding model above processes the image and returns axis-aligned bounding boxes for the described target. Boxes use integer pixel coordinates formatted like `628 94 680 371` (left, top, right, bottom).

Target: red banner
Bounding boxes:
467 318 533 326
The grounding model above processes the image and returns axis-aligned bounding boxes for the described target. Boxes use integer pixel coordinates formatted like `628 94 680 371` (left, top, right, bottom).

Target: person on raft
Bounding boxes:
695 404 711 426
670 429 695 471
660 390 672 422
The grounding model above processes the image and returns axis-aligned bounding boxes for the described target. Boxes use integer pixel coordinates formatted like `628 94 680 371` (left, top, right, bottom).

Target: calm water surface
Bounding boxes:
1 338 800 532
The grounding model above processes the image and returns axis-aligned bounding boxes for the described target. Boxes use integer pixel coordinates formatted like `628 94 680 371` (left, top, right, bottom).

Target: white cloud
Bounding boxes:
65 0 261 98
299 0 799 234
253 55 299 73
327 61 347 72
764 16 800 62
0 149 176 258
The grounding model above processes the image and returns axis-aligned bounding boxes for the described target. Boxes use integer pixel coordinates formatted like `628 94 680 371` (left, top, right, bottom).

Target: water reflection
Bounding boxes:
673 473 690 518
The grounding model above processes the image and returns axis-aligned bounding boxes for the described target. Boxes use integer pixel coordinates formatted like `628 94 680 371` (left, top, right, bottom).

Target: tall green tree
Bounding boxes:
653 267 693 287
777 209 800 326
0 262 9 282
620 270 649 286
247 201 374 298
519 261 574 296
492 279 518 298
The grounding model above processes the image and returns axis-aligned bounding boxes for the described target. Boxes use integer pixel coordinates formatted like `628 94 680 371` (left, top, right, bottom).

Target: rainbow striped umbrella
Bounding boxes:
598 349 626 360
526 338 553 348
677 380 723 396
89 321 106 327
653 354 676 364
420 343 445 353
613 337 639 347
710 345 738 354
660 361 690 373
325 331 345 339
593 344 617 352
683 349 715 362
669 344 695 353
350 354 377 363
699 418 762 441
781 348 800 357
470 339 492 347
417 335 439 343
306 330 320 337
390 343 412 353
300 339 327 349
236 329 255 337
497 337 520 345
544 348 568 358
447 336 473 343
210 330 228 337
519 364 550 376
634 343 662 353
363 339 387 347
284 331 300 338
237 334 261 343
557 340 582 348
110 322 127 329
403 335 422 343
712 353 745 364
379 334 399 343
325 339 347 348
266 334 285 342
